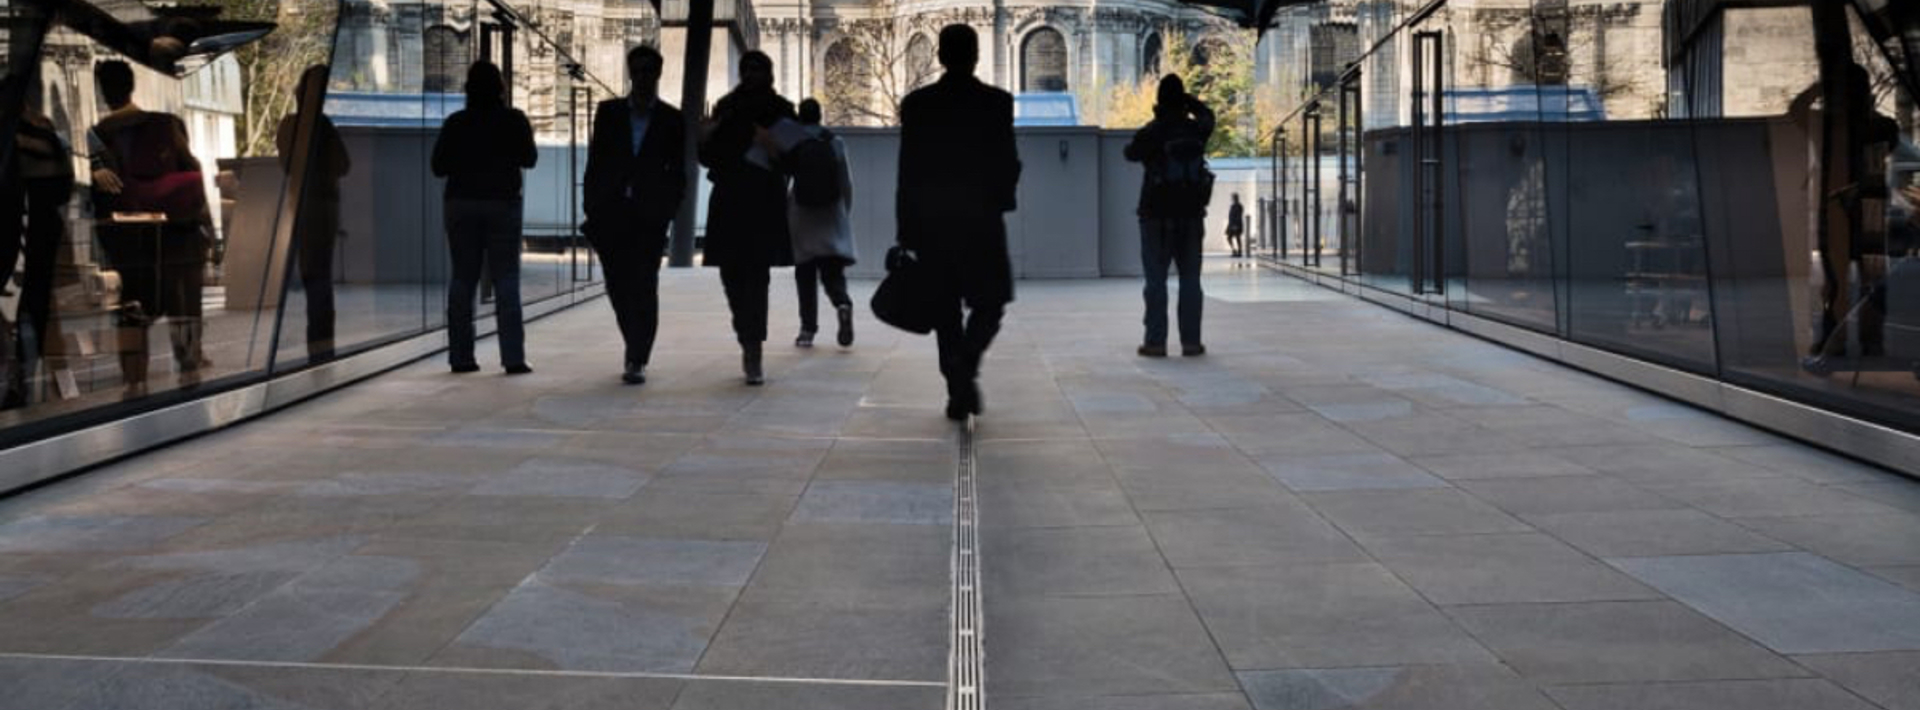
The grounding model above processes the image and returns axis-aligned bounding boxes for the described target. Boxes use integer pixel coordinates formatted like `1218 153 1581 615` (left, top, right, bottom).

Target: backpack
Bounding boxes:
789 131 841 208
1148 131 1213 214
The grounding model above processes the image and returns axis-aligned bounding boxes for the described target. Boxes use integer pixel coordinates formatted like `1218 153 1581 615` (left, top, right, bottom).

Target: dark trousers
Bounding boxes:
795 259 850 333
97 223 208 385
293 198 339 361
935 296 1003 400
1141 218 1204 347
0 177 65 361
590 230 664 365
720 263 770 346
445 198 525 368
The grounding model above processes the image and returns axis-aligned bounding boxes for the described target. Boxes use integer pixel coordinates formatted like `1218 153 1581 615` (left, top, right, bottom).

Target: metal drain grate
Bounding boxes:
949 417 985 710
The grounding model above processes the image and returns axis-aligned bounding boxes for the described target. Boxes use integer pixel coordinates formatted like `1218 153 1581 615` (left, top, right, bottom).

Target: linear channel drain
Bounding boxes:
949 417 985 710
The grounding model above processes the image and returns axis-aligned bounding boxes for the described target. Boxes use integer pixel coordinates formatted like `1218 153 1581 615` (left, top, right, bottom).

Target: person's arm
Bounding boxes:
895 97 920 248
661 109 689 222
169 115 201 172
995 93 1021 207
836 138 854 210
582 104 612 214
515 110 538 169
430 113 456 178
1124 122 1158 162
1192 99 1216 141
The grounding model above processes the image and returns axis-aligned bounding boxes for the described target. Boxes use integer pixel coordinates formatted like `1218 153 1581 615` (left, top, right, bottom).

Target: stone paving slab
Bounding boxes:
3 264 1920 709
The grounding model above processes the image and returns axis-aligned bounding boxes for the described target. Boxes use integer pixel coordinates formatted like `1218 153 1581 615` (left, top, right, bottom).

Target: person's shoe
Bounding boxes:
743 345 765 386
505 363 534 376
946 381 982 421
836 304 855 347
1182 344 1208 357
622 362 647 385
451 363 481 374
795 330 816 348
1137 344 1168 358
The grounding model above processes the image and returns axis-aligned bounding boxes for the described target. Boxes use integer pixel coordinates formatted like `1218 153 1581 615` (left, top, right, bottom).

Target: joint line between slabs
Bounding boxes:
0 652 944 688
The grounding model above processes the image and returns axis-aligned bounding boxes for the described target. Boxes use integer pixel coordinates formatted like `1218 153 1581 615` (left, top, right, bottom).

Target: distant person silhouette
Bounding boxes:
1 68 73 408
1125 74 1214 358
1226 193 1245 258
276 64 349 363
787 98 855 349
87 59 213 393
431 61 537 375
699 50 795 385
583 44 686 385
897 24 1021 420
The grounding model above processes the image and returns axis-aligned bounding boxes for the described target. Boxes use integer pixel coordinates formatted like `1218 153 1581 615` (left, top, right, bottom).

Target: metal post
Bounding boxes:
670 0 716 267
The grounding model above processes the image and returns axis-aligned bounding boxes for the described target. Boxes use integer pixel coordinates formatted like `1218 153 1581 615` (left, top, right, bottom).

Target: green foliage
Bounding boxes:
1100 31 1269 158
206 0 337 156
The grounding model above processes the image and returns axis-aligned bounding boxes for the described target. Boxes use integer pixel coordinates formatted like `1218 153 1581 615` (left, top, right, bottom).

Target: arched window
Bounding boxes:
905 33 936 90
1142 32 1163 79
423 26 468 93
1192 36 1229 67
823 39 868 125
1021 28 1068 93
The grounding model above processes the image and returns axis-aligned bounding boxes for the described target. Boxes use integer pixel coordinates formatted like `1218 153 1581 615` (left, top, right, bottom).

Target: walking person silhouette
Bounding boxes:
699 51 795 386
582 45 686 385
787 98 856 349
896 24 1021 420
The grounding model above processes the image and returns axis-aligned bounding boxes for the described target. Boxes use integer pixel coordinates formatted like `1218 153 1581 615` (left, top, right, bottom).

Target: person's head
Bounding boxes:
293 64 329 108
740 51 774 90
466 61 505 107
1232 193 1240 204
798 98 822 126
96 60 135 109
938 24 978 75
627 44 663 98
1155 74 1186 110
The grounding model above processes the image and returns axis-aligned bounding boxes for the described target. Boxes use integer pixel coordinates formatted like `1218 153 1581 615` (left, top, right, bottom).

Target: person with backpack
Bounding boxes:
1125 74 1215 358
785 98 856 348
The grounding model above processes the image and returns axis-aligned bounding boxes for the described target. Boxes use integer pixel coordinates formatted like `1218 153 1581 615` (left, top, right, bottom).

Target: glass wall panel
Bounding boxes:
0 0 305 442
0 0 634 451
1707 3 1920 428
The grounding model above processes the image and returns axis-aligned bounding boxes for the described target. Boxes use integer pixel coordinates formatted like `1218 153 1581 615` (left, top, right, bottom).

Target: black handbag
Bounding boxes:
871 246 940 335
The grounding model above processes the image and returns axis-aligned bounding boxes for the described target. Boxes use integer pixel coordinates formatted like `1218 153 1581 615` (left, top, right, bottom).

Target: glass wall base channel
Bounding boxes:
1256 257 1920 479
0 285 600 495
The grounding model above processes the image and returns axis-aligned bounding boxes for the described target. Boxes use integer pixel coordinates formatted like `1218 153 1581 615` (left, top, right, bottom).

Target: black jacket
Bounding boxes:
582 97 688 239
897 74 1020 237
698 86 795 267
432 103 537 200
1125 100 1215 219
896 73 1022 305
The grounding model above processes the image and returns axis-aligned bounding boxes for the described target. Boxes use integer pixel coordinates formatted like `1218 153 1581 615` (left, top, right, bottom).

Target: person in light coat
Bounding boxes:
787 98 858 348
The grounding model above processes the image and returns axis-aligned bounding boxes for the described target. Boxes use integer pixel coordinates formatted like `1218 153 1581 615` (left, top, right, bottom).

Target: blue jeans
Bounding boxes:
1140 218 1204 348
446 198 525 368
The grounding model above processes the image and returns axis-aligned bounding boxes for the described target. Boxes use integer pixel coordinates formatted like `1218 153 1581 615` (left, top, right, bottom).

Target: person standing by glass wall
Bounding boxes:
276 65 349 364
1 68 72 409
432 61 537 375
87 60 213 393
698 51 795 386
1125 74 1214 359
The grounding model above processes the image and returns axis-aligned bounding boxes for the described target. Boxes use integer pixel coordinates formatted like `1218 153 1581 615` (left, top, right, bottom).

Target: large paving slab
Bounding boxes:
3 263 1919 709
